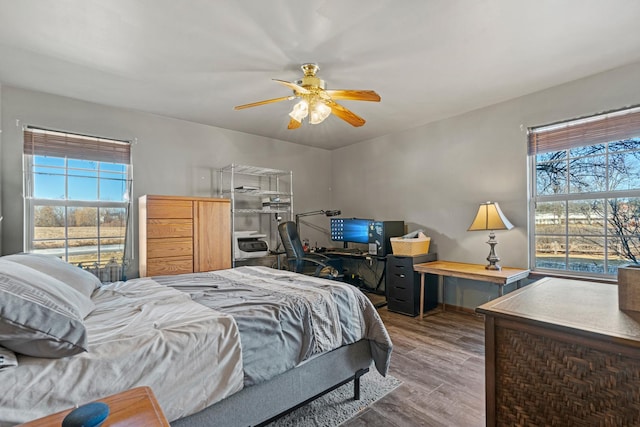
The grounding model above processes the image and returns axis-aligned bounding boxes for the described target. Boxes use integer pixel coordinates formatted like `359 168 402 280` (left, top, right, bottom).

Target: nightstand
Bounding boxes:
19 386 170 427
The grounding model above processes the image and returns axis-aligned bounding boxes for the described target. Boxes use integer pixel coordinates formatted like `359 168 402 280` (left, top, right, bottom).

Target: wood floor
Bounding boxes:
345 306 486 427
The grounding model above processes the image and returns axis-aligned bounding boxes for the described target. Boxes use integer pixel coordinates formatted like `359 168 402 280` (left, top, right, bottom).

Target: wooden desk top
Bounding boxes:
19 386 170 427
413 260 529 285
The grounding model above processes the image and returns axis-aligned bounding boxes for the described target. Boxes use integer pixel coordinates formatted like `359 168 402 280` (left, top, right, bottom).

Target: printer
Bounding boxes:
234 231 269 259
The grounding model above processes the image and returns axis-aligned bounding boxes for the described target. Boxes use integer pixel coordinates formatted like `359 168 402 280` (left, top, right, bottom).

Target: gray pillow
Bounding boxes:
3 253 101 298
0 259 94 358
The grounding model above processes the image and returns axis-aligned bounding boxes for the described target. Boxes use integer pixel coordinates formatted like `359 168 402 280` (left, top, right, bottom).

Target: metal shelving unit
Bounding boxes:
218 164 293 265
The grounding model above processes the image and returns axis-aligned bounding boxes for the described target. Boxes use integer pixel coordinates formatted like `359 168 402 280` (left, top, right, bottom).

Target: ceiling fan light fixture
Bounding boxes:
309 100 331 124
234 63 380 129
289 100 309 122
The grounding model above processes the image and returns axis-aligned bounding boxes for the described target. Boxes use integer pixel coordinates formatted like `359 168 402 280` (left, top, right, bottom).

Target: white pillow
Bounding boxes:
0 259 94 358
3 253 101 298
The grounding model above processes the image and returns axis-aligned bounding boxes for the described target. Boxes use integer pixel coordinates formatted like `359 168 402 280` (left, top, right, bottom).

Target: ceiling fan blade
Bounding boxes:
328 101 366 127
287 118 302 130
234 96 294 110
325 90 381 102
273 79 311 95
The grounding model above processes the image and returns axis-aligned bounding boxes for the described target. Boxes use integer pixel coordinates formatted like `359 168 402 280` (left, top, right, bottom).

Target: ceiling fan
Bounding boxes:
234 63 381 129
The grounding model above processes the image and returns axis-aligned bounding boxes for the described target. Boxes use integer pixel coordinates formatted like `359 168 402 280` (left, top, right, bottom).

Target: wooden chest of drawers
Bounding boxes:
139 195 231 277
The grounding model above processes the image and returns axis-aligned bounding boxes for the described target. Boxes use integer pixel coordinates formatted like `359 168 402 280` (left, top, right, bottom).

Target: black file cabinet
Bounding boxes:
386 253 438 316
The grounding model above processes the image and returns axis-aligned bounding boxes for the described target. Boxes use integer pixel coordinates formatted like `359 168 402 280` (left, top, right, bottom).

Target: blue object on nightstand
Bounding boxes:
62 402 110 427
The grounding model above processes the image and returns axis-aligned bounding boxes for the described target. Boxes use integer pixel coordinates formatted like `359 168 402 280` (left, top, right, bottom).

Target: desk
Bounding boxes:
20 386 169 426
413 261 529 318
324 250 387 294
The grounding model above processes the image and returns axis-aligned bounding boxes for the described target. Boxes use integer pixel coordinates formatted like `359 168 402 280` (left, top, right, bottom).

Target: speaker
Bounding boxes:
368 221 404 256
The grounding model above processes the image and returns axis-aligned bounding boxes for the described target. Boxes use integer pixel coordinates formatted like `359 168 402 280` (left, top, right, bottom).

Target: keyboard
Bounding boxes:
341 248 363 254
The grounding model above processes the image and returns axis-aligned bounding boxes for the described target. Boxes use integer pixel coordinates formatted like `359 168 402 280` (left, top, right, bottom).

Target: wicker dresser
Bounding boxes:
477 277 640 426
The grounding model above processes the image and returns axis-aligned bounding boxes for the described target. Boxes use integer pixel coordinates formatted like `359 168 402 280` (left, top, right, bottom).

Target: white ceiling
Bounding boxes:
1 0 640 150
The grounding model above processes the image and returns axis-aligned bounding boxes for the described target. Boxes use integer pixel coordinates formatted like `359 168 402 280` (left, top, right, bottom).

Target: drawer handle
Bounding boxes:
395 273 405 278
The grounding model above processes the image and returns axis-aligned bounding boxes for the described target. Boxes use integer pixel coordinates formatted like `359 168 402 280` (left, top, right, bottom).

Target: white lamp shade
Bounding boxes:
468 202 514 231
289 100 309 122
309 100 331 124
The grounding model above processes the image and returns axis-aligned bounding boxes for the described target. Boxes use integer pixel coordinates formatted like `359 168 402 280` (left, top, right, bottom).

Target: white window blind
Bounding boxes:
528 106 640 155
24 128 131 164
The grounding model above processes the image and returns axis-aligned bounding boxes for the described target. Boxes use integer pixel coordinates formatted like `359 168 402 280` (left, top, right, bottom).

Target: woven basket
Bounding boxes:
390 237 430 256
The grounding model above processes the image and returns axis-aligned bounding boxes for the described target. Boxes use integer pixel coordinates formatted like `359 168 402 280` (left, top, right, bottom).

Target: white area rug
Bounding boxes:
268 369 401 427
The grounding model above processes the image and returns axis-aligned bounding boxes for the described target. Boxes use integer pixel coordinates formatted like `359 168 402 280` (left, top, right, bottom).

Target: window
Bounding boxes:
529 107 640 278
23 128 132 279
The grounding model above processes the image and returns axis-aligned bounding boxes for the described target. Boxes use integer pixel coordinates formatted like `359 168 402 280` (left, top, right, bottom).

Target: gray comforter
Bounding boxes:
154 266 392 387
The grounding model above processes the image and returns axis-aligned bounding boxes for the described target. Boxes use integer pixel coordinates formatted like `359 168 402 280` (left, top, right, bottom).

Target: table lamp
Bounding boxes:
468 201 514 270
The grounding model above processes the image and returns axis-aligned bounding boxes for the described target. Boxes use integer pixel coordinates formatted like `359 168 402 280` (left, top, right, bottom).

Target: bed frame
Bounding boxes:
172 339 373 427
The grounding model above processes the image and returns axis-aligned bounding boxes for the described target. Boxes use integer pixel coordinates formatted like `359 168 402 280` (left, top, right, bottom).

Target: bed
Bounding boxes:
0 254 392 426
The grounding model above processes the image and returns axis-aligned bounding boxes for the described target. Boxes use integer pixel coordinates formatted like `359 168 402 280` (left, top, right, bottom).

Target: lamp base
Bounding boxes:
485 231 502 271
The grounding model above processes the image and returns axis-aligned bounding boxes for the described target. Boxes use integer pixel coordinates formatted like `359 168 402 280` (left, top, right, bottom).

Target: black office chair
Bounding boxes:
277 221 343 280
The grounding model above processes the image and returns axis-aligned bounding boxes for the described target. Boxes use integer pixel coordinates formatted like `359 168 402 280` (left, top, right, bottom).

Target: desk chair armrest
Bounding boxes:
283 255 331 270
300 256 330 269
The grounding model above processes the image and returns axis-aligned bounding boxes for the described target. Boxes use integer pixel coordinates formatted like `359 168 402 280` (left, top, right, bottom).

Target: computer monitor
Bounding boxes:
330 218 372 245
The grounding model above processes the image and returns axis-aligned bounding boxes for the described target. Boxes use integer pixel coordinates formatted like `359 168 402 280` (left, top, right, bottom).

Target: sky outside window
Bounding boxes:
33 156 127 202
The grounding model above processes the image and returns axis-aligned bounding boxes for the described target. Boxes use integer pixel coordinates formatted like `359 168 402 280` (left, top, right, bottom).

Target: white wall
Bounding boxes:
331 61 640 309
0 83 3 255
4 62 640 307
0 86 334 277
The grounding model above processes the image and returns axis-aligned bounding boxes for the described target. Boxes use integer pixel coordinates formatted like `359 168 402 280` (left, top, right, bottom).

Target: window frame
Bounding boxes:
22 127 133 272
528 107 640 279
